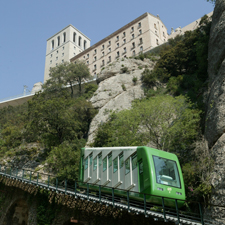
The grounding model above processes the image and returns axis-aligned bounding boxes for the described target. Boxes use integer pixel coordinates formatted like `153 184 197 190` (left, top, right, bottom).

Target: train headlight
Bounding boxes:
176 192 182 195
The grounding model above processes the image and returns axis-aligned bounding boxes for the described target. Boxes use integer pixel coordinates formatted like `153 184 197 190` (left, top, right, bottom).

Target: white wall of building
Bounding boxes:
44 25 90 82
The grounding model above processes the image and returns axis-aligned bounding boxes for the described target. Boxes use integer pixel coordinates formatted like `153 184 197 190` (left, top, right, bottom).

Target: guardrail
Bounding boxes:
0 165 212 225
0 92 34 103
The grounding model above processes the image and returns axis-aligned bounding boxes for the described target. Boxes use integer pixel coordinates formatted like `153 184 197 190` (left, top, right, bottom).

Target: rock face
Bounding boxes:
204 0 225 222
86 58 155 146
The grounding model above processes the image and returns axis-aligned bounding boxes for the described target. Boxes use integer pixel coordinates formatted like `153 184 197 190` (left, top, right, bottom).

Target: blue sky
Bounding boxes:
0 0 214 100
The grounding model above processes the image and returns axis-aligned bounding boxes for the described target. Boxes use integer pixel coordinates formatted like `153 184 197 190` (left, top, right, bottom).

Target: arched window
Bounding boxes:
73 32 76 43
63 32 66 42
84 40 87 50
51 40 54 50
79 36 82 47
57 36 60 46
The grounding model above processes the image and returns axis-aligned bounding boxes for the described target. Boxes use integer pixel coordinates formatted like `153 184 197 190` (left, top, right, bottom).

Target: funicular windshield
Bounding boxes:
153 155 181 188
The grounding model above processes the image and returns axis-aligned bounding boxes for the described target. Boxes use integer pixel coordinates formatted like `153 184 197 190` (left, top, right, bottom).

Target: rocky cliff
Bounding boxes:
205 0 225 222
86 57 156 146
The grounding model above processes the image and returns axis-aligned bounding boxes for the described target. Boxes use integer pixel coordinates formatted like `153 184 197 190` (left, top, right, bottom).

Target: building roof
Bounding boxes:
47 24 91 41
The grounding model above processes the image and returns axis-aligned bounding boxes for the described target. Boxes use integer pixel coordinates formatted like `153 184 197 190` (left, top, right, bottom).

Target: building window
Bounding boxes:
74 46 76 50
56 56 58 61
131 27 134 33
57 36 60 46
74 53 76 56
50 60 52 64
56 63 58 66
87 54 89 58
62 46 64 50
123 39 126 45
131 33 134 40
108 48 111 53
62 59 64 63
56 50 58 54
108 40 111 46
102 44 104 50
73 32 76 42
93 64 97 71
138 22 141 28
139 38 143 45
101 60 105 67
116 35 119 42
156 39 159 45
131 42 135 50
87 61 89 65
116 43 119 48
79 36 82 47
133 50 135 56
50 54 52 57
140 46 143 52
63 32 66 42
108 56 111 63
139 29 142 35
94 56 97 61
155 30 157 35
84 40 87 50
94 49 97 55
116 51 120 58
123 47 126 55
51 40 54 50
154 23 157 29
62 53 64 56
123 32 126 37
102 51 104 57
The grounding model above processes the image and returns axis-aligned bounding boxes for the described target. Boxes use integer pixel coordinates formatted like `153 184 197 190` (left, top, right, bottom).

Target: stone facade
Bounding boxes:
44 25 91 82
169 11 213 39
70 12 167 77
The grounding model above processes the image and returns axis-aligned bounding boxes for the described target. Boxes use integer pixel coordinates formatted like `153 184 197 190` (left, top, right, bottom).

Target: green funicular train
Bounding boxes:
79 146 185 207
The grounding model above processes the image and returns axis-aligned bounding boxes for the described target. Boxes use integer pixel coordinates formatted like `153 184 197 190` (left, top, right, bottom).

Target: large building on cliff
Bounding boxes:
44 12 168 81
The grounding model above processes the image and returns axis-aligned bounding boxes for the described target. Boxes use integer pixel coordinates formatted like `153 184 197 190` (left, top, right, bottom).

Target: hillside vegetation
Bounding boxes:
0 15 212 204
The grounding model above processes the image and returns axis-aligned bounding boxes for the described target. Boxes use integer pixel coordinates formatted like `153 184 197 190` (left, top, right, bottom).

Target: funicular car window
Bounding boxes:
85 157 88 170
139 160 143 174
113 157 118 173
90 154 93 166
93 156 97 171
125 158 130 174
132 152 137 170
103 157 107 172
108 153 112 168
153 155 181 188
98 154 102 167
119 153 124 168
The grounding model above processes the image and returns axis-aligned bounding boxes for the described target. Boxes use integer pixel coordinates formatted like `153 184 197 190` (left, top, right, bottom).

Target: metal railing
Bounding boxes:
0 165 211 225
0 92 35 103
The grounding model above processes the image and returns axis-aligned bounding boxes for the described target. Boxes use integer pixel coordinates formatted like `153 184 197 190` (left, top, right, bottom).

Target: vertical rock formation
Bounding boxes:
205 0 225 222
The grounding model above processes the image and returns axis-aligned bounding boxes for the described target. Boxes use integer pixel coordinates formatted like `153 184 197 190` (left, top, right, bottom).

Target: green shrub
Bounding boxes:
121 84 126 91
132 76 138 85
121 67 128 73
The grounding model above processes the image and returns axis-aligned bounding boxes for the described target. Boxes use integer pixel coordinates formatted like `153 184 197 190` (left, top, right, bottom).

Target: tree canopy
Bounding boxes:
93 95 201 157
43 61 91 97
